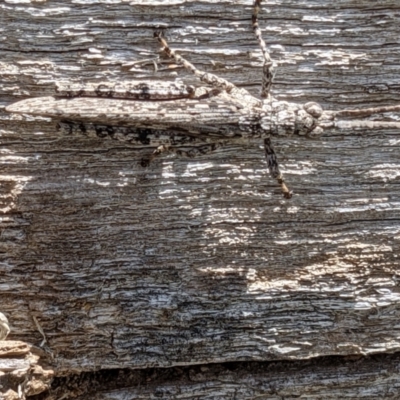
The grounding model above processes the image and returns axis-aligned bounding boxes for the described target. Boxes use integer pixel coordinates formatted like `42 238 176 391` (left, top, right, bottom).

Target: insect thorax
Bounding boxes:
255 100 324 137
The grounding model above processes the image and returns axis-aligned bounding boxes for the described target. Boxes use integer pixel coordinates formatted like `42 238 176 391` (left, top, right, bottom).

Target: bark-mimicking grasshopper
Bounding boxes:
6 0 400 198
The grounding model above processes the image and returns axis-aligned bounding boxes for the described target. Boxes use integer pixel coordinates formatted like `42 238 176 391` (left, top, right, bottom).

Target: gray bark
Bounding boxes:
1 0 400 398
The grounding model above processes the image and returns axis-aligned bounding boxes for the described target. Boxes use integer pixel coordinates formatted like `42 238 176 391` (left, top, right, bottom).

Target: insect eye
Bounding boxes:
304 102 323 119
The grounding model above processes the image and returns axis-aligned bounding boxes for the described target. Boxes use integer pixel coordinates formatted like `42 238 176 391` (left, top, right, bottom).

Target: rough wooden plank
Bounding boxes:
0 0 400 382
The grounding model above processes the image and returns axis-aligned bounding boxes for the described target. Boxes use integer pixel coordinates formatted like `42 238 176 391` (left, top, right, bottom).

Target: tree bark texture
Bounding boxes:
1 0 400 398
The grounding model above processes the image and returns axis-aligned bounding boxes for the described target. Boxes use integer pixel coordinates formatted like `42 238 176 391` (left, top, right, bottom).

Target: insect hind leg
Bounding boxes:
141 142 226 167
154 32 261 107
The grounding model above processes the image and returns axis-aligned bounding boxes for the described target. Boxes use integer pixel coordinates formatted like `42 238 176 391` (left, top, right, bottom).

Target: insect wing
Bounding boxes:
6 96 245 137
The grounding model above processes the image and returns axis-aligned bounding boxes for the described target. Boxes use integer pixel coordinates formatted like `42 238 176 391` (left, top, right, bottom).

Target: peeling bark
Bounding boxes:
0 341 53 399
1 0 400 398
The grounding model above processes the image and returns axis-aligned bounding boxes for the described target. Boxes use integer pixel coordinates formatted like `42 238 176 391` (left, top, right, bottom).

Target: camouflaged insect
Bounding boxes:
7 0 400 198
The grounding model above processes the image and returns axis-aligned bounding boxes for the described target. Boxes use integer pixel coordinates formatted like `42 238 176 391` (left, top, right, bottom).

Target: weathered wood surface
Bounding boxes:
1 0 400 396
45 354 400 400
0 341 53 399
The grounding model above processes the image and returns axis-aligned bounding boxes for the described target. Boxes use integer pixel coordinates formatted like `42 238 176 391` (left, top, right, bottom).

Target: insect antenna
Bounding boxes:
252 0 275 98
330 105 400 130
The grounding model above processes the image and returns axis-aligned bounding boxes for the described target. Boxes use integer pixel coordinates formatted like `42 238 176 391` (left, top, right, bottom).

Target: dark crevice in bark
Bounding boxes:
31 351 400 399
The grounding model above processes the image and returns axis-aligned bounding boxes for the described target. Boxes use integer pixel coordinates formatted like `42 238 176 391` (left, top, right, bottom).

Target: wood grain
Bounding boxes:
1 0 400 397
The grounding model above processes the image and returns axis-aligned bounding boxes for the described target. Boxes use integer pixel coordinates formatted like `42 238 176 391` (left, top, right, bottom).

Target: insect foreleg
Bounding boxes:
155 32 236 92
141 142 226 167
252 0 275 98
264 138 292 199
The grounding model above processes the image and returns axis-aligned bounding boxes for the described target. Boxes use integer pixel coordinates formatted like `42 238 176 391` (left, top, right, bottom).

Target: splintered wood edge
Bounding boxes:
0 340 54 398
